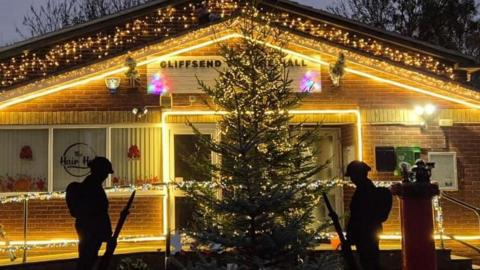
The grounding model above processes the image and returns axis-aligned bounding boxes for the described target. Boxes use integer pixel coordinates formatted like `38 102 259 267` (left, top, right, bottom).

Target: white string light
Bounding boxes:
0 183 166 204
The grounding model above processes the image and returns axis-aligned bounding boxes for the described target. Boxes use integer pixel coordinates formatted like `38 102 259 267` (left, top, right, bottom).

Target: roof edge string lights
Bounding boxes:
1 33 479 110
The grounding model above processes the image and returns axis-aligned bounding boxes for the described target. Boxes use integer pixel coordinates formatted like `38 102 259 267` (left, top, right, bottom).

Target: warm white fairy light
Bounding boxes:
1 30 479 110
0 235 165 254
433 195 445 247
0 0 461 91
0 183 166 204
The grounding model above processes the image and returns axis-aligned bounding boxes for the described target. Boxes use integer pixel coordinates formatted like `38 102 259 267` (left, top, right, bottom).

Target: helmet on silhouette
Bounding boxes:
87 156 114 175
345 160 371 179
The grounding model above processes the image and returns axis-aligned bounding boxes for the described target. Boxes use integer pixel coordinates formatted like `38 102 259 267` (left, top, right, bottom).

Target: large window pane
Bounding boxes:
110 127 162 185
293 127 342 227
53 129 106 191
0 130 48 192
174 134 211 181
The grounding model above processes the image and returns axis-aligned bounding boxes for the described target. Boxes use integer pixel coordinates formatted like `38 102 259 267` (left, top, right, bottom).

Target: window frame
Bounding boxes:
0 123 162 194
167 123 219 185
294 126 344 219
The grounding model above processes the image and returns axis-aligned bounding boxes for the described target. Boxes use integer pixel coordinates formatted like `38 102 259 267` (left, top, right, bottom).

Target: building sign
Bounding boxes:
60 143 97 177
53 129 106 191
147 56 321 94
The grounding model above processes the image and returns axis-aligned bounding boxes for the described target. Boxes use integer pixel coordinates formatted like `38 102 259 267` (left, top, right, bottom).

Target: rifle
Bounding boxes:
97 190 136 270
322 192 358 270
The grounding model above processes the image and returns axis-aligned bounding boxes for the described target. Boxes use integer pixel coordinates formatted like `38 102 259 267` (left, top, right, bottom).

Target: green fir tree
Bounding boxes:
180 7 331 269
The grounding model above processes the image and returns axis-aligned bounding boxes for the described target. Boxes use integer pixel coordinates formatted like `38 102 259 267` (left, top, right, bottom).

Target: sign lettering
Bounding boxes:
147 56 321 94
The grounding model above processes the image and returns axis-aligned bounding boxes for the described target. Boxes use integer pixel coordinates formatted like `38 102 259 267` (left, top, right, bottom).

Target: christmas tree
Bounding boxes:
181 6 330 268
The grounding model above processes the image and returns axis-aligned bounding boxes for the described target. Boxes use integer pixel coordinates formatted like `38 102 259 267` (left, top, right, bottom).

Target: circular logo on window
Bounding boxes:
60 143 97 177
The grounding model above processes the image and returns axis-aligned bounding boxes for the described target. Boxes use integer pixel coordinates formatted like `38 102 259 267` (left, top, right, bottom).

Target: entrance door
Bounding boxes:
310 128 343 227
168 124 218 231
168 125 343 231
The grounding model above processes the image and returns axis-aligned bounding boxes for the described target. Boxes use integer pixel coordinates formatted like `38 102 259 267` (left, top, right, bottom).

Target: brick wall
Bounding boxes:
341 123 480 262
360 123 480 234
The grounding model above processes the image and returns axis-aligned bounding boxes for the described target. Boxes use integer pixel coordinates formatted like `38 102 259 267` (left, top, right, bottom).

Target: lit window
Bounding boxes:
0 130 48 192
110 127 162 186
53 129 106 191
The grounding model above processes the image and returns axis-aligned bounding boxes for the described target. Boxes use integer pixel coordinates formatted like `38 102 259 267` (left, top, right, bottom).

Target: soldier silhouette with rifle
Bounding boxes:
66 157 116 270
345 160 392 270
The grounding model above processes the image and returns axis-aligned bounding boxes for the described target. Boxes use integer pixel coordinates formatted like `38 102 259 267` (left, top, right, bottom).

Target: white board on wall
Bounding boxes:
428 152 458 191
146 56 322 94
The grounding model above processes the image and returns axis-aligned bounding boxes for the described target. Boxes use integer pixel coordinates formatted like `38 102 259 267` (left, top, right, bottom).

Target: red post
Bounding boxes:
391 182 439 270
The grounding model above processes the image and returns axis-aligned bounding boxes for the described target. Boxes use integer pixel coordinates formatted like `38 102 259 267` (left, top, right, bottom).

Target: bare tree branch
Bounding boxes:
17 0 151 38
328 0 480 61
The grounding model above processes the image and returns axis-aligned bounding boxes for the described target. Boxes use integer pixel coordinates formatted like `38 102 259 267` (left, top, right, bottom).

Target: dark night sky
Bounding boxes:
0 0 333 46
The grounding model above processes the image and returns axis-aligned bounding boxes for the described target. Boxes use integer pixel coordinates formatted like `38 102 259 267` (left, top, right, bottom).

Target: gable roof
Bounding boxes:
0 0 478 92
272 0 477 64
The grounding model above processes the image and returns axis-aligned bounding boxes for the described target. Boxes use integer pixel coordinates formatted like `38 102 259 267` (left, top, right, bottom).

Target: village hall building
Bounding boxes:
0 0 480 266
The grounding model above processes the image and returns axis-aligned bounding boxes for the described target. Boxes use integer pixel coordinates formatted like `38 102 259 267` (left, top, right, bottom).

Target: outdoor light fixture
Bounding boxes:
414 104 437 128
424 104 436 115
132 107 148 118
414 104 436 116
105 78 121 94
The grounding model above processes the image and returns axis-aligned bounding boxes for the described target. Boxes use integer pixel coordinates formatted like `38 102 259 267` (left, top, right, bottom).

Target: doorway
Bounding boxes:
310 128 343 227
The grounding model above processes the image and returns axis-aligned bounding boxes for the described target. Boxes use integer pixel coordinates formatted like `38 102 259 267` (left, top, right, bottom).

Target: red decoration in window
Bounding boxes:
19 146 33 160
127 145 141 160
35 178 46 191
112 176 120 185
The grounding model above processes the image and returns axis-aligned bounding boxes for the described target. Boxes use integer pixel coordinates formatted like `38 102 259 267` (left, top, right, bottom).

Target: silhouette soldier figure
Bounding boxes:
66 157 115 270
346 160 392 270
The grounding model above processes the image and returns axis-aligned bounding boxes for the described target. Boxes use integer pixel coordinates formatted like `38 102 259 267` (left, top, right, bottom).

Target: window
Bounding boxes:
0 125 166 193
0 129 48 192
312 130 342 223
110 127 162 186
170 125 216 231
53 129 106 191
173 134 211 181
295 128 343 227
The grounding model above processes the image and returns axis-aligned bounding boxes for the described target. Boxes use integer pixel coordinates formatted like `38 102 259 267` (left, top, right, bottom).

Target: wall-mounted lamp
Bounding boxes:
105 78 121 94
132 107 148 118
414 104 437 127
414 104 436 116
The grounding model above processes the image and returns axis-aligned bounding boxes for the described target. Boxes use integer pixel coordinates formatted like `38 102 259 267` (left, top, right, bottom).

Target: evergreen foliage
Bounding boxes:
180 6 330 268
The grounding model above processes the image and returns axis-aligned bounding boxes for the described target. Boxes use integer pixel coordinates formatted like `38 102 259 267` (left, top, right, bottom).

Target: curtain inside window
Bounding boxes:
110 127 162 185
0 129 48 192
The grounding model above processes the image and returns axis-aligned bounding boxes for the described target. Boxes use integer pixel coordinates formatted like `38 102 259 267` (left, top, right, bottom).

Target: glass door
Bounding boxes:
310 128 343 228
168 124 217 231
